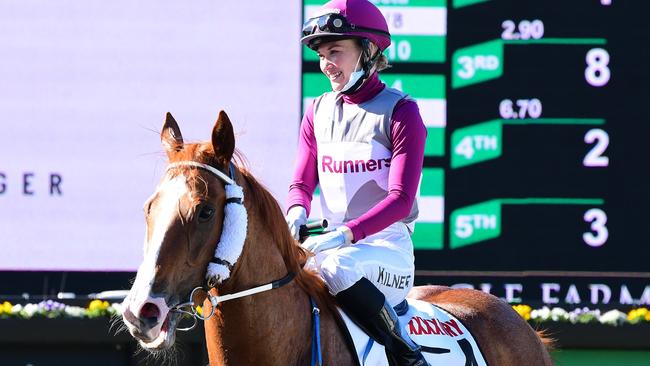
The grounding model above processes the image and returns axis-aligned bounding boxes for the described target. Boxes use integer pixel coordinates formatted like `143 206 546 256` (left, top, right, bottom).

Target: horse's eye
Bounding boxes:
198 206 215 222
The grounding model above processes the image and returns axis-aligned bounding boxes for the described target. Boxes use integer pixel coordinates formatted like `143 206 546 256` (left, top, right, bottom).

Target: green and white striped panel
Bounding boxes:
412 168 444 250
380 74 445 157
303 0 447 63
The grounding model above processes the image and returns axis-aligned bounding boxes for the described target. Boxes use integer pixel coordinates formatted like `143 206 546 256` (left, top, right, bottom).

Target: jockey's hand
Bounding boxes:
301 226 353 255
285 206 307 240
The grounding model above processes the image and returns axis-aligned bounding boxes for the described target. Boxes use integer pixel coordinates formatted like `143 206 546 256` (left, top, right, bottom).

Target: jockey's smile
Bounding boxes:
317 39 363 92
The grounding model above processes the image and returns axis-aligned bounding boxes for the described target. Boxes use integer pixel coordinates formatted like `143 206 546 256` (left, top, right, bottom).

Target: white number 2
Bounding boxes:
583 129 609 167
583 208 608 247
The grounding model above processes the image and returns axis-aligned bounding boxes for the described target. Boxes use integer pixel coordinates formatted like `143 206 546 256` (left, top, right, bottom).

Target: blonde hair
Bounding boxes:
375 53 391 72
363 41 390 72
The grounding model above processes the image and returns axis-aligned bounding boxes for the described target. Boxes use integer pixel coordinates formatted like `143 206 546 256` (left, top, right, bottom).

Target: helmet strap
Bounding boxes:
341 39 380 95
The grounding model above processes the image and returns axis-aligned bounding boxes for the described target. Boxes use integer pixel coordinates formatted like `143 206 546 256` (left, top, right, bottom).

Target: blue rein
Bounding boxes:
310 297 323 366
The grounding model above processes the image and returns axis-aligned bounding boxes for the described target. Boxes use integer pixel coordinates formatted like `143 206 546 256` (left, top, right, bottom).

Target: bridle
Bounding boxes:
171 272 296 331
162 160 295 331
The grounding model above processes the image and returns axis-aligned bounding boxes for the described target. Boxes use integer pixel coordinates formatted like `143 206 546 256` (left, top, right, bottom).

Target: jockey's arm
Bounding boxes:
287 101 318 216
345 99 426 242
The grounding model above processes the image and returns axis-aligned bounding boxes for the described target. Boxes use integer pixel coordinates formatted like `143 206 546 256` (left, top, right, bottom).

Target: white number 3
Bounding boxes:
583 208 608 247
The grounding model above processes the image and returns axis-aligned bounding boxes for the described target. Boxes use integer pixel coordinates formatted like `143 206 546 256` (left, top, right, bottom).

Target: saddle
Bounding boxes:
337 299 489 366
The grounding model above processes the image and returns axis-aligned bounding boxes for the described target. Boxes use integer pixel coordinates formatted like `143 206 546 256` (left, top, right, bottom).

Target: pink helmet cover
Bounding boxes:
305 0 391 51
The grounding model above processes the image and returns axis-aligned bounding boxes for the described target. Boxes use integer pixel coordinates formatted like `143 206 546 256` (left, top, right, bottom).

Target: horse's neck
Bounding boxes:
204 205 356 365
205 281 312 364
205 280 356 366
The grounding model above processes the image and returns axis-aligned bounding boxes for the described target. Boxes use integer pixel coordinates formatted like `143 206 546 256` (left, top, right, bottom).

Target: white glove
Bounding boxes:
285 206 307 240
301 226 353 255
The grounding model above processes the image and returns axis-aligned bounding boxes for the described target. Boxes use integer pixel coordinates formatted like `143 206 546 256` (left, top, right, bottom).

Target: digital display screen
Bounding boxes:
0 1 301 271
2 0 648 306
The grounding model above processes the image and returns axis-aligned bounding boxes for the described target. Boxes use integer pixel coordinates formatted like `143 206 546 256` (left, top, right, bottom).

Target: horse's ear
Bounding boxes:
211 110 235 164
161 112 184 157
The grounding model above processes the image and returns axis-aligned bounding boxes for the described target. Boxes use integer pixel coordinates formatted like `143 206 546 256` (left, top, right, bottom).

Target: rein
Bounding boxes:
170 272 296 331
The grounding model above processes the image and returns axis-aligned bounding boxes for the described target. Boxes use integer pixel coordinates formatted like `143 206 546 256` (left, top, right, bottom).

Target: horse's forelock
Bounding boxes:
167 142 214 164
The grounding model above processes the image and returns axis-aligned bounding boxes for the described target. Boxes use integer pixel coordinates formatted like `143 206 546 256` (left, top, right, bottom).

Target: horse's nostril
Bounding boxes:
139 302 161 325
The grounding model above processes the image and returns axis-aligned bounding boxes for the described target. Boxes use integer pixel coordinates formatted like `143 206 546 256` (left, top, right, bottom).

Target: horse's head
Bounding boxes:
121 111 237 351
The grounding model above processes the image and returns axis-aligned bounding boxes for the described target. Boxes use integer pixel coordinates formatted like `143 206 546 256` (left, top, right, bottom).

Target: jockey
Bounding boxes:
286 1 427 365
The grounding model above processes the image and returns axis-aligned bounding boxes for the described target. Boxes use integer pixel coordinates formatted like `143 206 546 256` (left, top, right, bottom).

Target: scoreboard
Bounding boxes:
302 1 650 305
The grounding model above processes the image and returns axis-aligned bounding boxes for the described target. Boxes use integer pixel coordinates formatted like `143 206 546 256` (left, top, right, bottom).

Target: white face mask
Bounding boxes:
339 51 364 93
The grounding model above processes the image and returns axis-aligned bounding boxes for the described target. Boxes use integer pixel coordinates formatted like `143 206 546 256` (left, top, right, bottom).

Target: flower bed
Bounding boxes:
2 299 649 326
1 300 649 350
512 304 650 326
0 300 122 319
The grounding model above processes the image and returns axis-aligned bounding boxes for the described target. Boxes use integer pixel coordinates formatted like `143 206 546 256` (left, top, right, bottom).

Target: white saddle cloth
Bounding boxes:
339 298 488 366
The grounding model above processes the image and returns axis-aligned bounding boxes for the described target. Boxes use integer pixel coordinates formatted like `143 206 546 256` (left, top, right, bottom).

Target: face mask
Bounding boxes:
339 51 364 93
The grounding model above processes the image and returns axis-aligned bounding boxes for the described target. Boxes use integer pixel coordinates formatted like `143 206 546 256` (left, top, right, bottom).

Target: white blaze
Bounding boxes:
125 175 188 333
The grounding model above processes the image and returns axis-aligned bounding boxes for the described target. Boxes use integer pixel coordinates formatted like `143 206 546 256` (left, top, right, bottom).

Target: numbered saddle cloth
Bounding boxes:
340 298 488 366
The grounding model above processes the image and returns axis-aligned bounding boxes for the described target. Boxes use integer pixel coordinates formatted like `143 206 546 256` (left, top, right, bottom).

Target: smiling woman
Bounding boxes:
290 1 431 364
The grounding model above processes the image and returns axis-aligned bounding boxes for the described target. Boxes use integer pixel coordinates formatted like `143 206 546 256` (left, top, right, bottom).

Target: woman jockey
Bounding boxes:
286 1 428 365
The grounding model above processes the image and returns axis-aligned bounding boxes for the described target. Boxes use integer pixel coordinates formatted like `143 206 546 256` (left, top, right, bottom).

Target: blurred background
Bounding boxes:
1 0 648 365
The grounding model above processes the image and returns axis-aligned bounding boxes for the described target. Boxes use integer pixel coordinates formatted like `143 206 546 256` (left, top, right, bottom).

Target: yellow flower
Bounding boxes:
88 300 109 311
0 301 12 314
627 308 649 322
512 304 532 321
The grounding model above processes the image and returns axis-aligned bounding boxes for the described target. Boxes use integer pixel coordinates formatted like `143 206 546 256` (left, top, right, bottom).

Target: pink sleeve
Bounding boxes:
286 101 319 215
345 99 426 241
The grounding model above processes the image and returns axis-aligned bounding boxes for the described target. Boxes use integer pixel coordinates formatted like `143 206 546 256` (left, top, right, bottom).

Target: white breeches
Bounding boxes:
305 222 415 306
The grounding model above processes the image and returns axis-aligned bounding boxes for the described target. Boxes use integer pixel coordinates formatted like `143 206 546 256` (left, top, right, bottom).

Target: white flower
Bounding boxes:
599 310 626 326
11 304 23 315
20 303 39 318
109 302 124 315
64 306 86 318
550 307 569 321
531 306 551 321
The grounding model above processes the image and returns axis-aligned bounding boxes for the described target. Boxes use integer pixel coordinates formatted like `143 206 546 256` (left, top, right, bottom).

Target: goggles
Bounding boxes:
301 12 389 39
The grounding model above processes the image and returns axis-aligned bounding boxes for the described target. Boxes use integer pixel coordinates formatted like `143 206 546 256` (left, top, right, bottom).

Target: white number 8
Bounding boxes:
585 48 610 87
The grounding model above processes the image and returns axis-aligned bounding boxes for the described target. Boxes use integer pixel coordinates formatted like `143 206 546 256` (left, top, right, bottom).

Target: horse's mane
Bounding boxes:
234 156 339 316
170 142 338 316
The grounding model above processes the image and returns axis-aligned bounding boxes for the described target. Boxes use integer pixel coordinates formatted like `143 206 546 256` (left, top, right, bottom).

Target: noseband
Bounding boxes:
163 161 295 331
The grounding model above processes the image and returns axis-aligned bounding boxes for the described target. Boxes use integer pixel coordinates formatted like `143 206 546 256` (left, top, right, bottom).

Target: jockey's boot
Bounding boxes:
336 278 428 366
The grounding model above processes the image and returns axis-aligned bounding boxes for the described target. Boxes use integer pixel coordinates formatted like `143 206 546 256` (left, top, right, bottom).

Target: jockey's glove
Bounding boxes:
285 205 307 240
301 226 353 255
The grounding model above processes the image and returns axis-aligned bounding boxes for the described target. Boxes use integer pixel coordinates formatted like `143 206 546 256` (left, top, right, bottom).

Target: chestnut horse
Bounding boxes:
121 111 553 365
